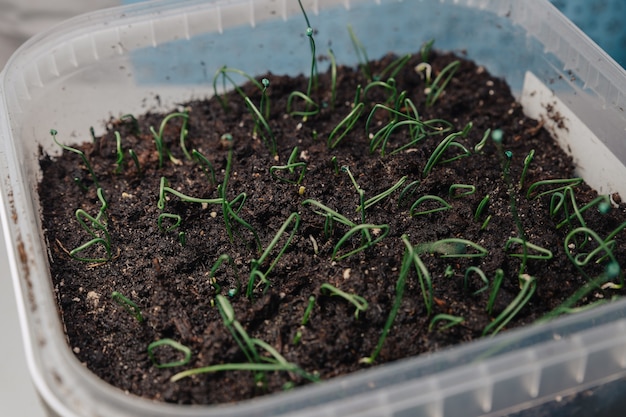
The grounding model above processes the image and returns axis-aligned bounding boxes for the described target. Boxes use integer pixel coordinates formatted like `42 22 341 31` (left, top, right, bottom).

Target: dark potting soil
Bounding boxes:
39 51 626 406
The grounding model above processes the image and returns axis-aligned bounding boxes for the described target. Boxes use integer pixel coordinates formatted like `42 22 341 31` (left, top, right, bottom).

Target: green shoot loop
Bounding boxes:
464 266 489 295
428 314 464 332
505 238 554 260
410 195 451 216
332 224 389 260
320 283 368 319
148 339 192 368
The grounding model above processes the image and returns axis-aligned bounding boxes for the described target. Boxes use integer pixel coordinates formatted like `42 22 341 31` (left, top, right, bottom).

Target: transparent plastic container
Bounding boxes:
1 0 626 416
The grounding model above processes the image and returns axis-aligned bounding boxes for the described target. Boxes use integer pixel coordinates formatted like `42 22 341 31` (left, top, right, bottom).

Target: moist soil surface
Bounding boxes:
39 51 626 405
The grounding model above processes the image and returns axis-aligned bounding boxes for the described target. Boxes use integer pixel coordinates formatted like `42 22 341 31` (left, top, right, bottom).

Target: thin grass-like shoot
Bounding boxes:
320 283 368 318
486 269 504 315
332 223 389 261
247 213 300 297
526 177 583 199
428 314 464 332
449 184 476 199
147 339 192 368
410 195 451 216
111 291 143 323
270 147 307 185
464 266 489 295
51 129 100 188
483 274 536 336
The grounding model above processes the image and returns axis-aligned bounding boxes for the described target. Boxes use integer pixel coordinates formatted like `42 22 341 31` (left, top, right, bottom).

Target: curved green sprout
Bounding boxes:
157 213 182 233
423 126 472 177
332 223 389 261
111 291 143 323
428 314 464 332
270 147 307 185
71 187 111 263
361 237 410 365
320 283 368 319
526 177 583 199
410 195 451 216
328 101 365 149
486 269 504 315
416 238 488 258
149 112 188 168
449 184 476 199
247 213 301 297
484 274 536 336
464 266 489 295
191 149 217 185
505 238 553 260
158 177 223 210
51 129 99 188
148 339 191 368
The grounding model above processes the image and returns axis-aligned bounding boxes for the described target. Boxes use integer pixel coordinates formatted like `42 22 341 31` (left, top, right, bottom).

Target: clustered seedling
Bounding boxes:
46 0 625 400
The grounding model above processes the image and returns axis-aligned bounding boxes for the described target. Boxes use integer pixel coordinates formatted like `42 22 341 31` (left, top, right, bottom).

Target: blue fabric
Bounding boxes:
551 0 626 68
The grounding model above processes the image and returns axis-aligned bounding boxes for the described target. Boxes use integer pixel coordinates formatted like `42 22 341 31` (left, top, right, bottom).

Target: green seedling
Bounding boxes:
428 314 464 332
483 274 536 336
120 113 140 135
363 78 398 106
297 0 317 96
537 261 620 323
519 149 535 190
415 59 460 107
191 149 217 185
287 91 319 117
555 187 611 230
128 149 141 175
148 339 192 368
401 234 433 315
449 184 476 199
332 223 389 260
89 126 96 142
474 194 490 221
51 129 100 188
114 131 124 174
347 25 371 80
422 125 472 177
302 199 356 229
486 269 504 315
330 156 340 175
149 111 189 168
410 195 452 216
474 128 490 152
212 66 270 114
505 237 553 260
157 177 223 210
359 176 407 212
377 53 412 82
207 254 237 295
526 177 583 199
420 39 435 62
328 86 364 149
464 266 489 295
212 68 275 153
361 239 410 364
564 225 625 289
71 187 111 263
341 165 366 221
398 180 421 207
320 283 368 319
301 295 316 326
366 97 452 156
111 291 143 323
270 147 307 185
247 213 300 298
416 238 489 258
172 295 318 384
329 48 338 109
157 213 182 233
